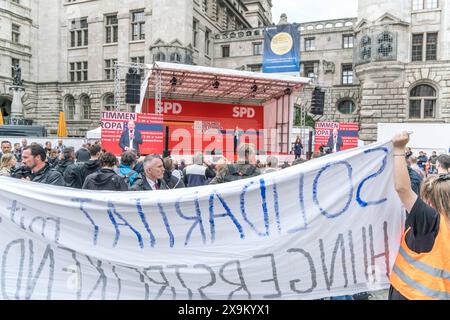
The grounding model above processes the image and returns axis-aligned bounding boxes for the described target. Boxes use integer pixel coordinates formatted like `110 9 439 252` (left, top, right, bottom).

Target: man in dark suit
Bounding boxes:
131 154 169 191
326 128 344 153
119 120 143 156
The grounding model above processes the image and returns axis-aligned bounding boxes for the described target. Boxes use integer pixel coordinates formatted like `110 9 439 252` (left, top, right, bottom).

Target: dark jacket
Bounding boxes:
131 174 170 191
79 159 101 185
82 168 129 191
76 148 90 163
327 135 344 152
294 142 303 155
163 171 185 189
119 129 143 155
55 159 75 175
209 163 261 184
31 163 65 186
408 166 423 197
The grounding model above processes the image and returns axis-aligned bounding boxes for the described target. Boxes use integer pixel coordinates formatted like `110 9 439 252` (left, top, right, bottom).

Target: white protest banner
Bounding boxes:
0 141 403 300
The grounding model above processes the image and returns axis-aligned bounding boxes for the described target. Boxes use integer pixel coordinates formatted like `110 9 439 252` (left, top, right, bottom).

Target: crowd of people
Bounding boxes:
0 138 311 191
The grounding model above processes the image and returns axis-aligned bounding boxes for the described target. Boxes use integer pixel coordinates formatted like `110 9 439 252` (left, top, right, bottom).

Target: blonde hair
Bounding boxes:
420 175 438 204
429 176 450 219
0 153 15 169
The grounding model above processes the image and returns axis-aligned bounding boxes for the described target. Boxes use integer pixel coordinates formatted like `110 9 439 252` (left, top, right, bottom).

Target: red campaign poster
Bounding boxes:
142 98 265 154
101 111 164 156
314 122 359 153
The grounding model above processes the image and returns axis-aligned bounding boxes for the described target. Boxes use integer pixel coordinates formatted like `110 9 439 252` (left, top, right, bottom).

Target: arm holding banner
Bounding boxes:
392 131 417 212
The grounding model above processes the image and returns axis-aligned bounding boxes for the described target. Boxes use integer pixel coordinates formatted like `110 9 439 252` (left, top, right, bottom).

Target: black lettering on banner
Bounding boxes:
59 246 83 300
362 226 369 281
319 234 348 291
348 231 358 285
143 266 176 300
167 264 192 299
287 248 317 294
193 264 216 300
1 239 25 300
121 266 149 300
219 260 251 300
111 265 122 300
29 217 61 244
369 222 391 281
253 254 282 299
85 256 107 300
25 240 54 300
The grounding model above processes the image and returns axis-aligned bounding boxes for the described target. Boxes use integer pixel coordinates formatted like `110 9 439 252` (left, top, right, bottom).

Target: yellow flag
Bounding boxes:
0 111 3 126
57 111 68 137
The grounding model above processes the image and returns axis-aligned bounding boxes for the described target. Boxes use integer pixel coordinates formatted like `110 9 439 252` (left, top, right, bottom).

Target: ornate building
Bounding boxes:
0 0 449 142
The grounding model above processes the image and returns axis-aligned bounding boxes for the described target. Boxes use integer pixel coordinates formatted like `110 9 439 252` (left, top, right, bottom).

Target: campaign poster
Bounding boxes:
101 111 164 156
142 99 265 155
314 122 359 153
263 23 300 73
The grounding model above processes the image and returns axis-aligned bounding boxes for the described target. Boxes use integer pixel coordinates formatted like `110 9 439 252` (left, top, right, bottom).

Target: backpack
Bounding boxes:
114 168 139 189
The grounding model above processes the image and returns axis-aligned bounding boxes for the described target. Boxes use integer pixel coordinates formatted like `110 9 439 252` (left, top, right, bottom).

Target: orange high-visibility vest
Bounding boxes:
390 214 450 300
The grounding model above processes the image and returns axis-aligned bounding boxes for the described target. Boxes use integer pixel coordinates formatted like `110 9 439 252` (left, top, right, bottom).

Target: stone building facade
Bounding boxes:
0 0 449 142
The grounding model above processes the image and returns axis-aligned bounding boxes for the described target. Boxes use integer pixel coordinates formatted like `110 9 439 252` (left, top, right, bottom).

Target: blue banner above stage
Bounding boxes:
263 23 300 73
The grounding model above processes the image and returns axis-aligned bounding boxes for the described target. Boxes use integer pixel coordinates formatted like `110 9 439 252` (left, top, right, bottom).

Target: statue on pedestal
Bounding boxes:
9 65 25 121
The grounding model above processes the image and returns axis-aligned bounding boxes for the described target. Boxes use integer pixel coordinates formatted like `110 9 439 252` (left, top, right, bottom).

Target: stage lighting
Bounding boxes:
251 84 258 92
170 76 178 86
212 77 220 89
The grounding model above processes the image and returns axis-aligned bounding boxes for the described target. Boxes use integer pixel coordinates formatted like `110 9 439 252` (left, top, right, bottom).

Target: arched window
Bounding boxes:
154 52 166 62
65 95 75 120
103 93 114 111
170 52 182 63
409 84 437 119
337 100 356 114
360 36 371 60
80 95 91 120
377 32 394 58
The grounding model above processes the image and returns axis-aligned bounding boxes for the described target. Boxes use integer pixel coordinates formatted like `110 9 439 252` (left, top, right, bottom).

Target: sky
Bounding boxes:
271 0 358 24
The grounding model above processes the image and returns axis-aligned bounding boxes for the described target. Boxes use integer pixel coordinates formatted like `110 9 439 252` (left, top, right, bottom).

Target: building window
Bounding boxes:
377 32 394 58
337 100 356 114
409 84 437 119
103 94 115 111
69 61 88 82
154 52 166 62
131 56 145 78
360 35 372 60
342 64 353 85
11 0 20 3
105 14 118 44
222 45 230 58
205 29 211 56
414 0 439 10
426 0 439 8
11 58 20 77
65 95 76 120
170 52 182 63
426 33 437 60
305 38 315 51
302 62 315 79
131 11 145 40
70 18 88 47
413 0 424 10
104 59 117 80
412 34 423 61
412 33 438 61
193 20 198 48
81 95 91 120
343 35 354 48
202 0 208 12
12 24 20 43
253 43 263 55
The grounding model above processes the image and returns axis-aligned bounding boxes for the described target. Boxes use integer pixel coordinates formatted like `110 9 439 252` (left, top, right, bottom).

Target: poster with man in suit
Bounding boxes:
119 120 143 155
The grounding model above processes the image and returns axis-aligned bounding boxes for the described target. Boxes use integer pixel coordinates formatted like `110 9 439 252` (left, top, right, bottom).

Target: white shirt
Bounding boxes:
333 135 338 152
145 176 158 190
129 130 134 150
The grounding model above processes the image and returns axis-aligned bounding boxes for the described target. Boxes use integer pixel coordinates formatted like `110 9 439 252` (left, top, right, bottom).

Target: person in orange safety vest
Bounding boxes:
390 131 450 300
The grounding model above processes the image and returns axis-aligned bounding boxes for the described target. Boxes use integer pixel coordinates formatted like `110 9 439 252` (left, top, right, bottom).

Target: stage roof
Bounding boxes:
143 62 311 105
